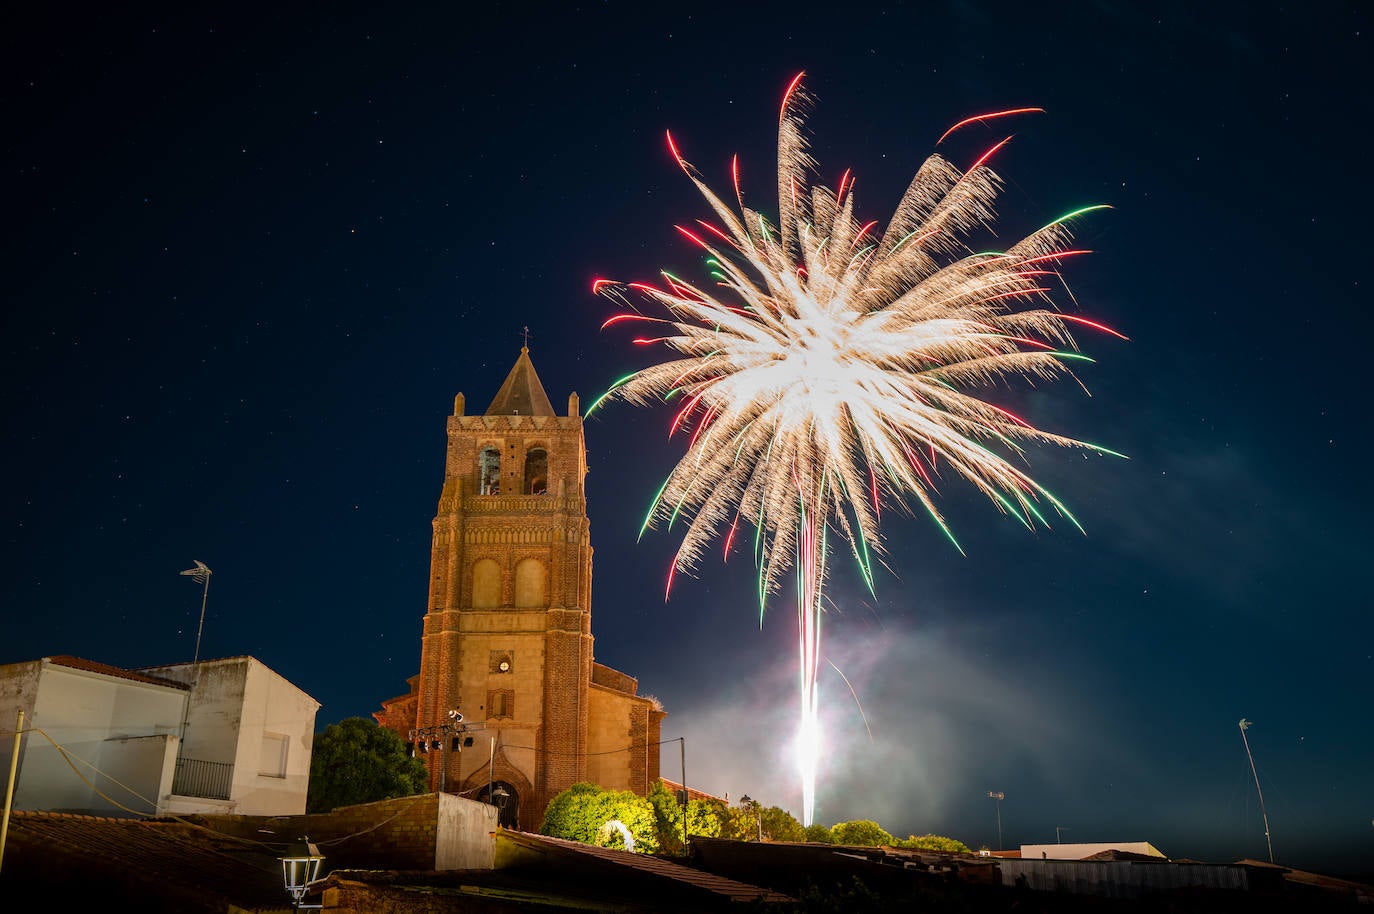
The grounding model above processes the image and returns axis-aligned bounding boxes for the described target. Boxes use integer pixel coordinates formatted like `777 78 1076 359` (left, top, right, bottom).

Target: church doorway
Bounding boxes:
477 781 520 829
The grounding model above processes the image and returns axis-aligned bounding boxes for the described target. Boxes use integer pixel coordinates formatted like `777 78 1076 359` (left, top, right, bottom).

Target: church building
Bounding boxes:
376 347 665 830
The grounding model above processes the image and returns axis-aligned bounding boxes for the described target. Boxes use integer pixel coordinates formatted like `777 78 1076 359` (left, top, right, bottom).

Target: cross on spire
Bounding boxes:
522 326 531 351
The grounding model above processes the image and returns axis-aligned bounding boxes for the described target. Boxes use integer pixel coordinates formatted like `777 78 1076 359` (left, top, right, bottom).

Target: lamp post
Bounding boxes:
987 791 1004 851
278 836 325 911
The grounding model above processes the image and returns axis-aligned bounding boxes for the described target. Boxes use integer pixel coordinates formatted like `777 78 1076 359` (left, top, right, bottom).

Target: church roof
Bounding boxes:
485 346 556 417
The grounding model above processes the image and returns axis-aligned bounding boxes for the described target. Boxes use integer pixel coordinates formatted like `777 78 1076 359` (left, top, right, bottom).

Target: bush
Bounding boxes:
830 819 895 847
803 822 834 843
895 833 972 853
540 782 659 853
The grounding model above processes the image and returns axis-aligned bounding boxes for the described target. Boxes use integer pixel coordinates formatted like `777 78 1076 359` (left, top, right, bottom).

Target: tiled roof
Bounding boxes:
659 777 725 805
47 656 189 690
500 830 794 903
5 811 290 910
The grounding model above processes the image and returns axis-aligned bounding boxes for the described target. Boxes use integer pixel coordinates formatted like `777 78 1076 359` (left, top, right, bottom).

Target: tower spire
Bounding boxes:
485 345 555 417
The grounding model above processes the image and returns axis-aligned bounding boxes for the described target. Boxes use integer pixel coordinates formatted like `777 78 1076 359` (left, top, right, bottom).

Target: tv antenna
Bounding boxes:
1238 719 1275 863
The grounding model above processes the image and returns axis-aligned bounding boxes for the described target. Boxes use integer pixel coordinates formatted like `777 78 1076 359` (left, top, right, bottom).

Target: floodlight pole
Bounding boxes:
1238 719 1274 863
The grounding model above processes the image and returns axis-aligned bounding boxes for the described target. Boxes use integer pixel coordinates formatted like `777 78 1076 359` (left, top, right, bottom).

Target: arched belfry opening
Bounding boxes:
479 445 501 494
523 447 548 495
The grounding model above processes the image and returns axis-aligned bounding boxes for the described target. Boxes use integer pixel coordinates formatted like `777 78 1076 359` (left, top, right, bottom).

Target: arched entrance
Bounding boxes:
476 780 520 829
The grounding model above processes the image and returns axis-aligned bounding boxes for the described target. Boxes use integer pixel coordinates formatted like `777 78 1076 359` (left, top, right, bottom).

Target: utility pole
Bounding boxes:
679 737 688 856
987 791 1005 850
0 709 24 873
1056 826 1069 845
1238 719 1275 863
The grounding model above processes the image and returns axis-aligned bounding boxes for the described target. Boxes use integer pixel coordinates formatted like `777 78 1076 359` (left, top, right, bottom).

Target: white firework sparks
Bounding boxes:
594 74 1120 825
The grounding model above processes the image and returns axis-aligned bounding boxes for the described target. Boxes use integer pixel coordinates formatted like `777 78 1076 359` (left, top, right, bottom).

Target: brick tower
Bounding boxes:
378 347 662 830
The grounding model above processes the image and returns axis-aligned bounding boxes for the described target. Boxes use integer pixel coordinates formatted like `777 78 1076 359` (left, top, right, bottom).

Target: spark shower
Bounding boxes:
595 74 1120 824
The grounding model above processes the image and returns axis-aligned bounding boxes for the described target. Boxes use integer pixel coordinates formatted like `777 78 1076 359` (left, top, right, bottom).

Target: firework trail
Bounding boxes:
594 75 1120 825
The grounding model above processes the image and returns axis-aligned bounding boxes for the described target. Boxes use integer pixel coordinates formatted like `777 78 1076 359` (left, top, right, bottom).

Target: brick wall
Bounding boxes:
200 792 497 873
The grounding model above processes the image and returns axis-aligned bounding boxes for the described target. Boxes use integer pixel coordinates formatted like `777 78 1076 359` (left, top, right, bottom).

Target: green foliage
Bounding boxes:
720 798 805 842
760 805 805 842
306 717 429 814
539 782 659 853
647 780 685 853
829 819 895 847
803 822 834 843
644 781 729 852
895 833 972 853
686 798 725 839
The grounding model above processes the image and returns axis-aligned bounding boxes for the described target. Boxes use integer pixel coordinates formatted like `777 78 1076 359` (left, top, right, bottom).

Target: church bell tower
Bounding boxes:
377 345 663 829
413 346 594 823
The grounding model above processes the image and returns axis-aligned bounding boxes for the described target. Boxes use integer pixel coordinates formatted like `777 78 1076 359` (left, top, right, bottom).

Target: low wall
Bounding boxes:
200 792 498 872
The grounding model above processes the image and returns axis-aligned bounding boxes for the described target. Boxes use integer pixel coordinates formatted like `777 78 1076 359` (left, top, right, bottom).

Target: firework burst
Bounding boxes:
594 75 1120 825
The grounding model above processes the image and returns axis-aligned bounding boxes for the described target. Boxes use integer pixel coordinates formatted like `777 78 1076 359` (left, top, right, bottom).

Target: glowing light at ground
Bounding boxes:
597 74 1119 825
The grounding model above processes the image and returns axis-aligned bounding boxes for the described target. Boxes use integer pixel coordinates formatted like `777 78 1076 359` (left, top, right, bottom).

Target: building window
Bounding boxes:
523 447 548 494
490 651 513 674
472 558 501 608
479 445 501 494
514 558 546 607
259 732 288 778
488 690 514 720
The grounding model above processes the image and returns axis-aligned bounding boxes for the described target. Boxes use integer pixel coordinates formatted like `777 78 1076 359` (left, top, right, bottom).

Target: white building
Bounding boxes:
1020 842 1166 861
0 655 319 817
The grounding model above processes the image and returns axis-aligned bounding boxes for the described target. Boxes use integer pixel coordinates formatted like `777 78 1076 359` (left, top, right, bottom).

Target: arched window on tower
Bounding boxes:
472 559 500 608
514 558 546 607
523 447 548 495
479 446 501 495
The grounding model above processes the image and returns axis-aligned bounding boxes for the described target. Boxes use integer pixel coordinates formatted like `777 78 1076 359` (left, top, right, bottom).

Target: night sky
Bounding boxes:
5 2 1370 877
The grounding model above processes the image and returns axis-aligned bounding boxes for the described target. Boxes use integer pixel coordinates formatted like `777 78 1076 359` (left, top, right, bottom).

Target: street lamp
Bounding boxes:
278 837 324 911
987 791 1004 851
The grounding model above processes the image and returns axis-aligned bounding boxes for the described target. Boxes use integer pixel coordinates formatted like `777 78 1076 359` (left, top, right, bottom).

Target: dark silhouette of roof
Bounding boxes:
485 347 555 417
4 811 287 911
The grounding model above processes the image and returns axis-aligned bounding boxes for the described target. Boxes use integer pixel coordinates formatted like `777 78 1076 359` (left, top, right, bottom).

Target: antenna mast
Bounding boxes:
1238 719 1274 863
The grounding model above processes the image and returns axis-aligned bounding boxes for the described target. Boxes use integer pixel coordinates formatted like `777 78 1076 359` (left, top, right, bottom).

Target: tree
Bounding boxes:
647 780 685 853
803 823 834 844
540 783 659 853
895 834 972 853
760 806 805 842
830 819 894 847
306 717 429 813
721 797 805 842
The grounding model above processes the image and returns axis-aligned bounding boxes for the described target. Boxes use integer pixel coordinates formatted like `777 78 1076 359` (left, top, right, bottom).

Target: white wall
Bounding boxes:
143 657 320 815
8 662 185 816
